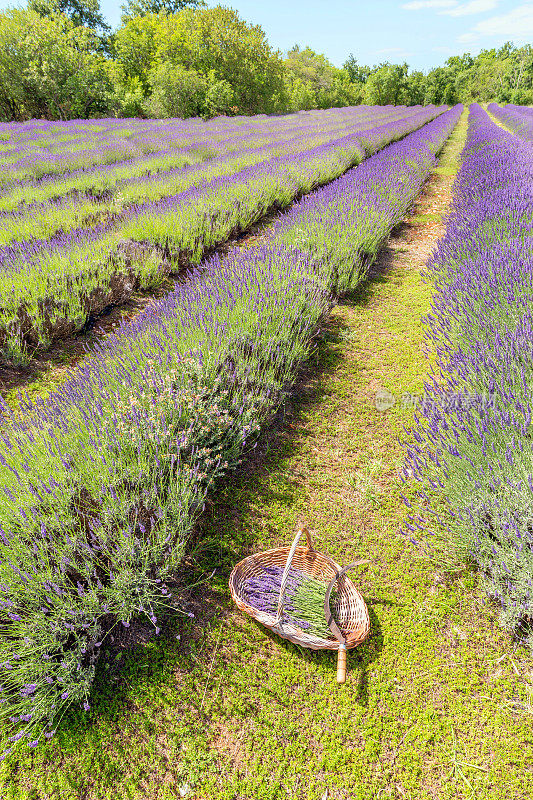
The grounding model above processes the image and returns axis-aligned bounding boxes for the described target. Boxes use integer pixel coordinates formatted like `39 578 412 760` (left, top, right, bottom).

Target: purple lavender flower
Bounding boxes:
402 102 533 644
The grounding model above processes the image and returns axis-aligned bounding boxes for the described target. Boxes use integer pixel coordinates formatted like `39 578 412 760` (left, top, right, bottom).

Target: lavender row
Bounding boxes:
269 105 461 294
0 106 445 364
403 104 533 647
0 105 415 233
488 103 533 142
0 106 460 757
0 106 405 189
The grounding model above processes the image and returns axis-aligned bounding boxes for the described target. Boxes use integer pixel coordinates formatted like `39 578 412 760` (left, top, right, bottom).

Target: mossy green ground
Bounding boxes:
2 111 533 800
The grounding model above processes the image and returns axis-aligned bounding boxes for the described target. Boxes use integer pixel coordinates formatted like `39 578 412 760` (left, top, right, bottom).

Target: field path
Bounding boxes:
5 110 533 800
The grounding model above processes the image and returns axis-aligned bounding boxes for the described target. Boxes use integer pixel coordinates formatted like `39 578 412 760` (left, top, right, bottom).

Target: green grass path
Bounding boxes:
3 110 533 800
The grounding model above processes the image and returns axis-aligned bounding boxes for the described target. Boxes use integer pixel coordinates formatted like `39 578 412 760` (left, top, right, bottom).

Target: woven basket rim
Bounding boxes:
229 543 370 651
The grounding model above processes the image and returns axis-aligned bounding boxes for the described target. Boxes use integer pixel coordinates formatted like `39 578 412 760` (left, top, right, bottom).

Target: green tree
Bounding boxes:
443 82 457 105
28 0 109 32
204 73 236 117
423 66 448 105
421 47 533 105
110 72 145 116
143 61 206 117
112 12 162 88
121 0 203 21
343 54 370 85
287 77 316 111
2 2 531 122
284 46 357 109
405 70 425 105
114 5 287 115
0 7 114 120
363 63 409 105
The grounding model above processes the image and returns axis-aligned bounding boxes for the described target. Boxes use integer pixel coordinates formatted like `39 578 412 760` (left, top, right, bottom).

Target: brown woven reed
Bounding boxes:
229 526 370 651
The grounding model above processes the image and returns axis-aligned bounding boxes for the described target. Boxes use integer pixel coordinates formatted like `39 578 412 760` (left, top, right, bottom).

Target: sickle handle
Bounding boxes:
337 642 347 684
324 558 370 684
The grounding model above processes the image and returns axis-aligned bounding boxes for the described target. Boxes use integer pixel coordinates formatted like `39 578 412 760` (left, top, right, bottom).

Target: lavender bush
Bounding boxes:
0 107 459 756
0 105 445 363
403 104 533 647
488 103 533 142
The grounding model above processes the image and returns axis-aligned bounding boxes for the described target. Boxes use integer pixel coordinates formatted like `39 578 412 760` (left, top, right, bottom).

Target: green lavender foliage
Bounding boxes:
291 577 339 639
0 108 458 755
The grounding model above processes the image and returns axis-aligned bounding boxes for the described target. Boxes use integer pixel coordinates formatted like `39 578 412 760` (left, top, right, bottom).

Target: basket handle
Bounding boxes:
275 524 314 624
323 559 370 684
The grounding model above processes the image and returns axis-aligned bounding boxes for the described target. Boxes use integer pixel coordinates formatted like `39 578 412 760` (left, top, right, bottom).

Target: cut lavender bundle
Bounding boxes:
242 565 338 639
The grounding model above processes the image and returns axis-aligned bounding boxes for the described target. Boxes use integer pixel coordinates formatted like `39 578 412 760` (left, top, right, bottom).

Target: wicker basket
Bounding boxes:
229 525 370 682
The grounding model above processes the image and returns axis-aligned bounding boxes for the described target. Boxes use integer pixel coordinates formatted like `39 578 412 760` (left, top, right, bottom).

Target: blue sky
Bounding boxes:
5 0 533 69
219 0 533 68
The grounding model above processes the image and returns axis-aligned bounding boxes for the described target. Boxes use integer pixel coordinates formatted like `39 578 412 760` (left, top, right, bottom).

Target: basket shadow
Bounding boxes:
245 598 384 706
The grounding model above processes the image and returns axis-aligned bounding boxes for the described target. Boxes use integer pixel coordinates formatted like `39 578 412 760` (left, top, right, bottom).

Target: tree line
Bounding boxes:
0 0 531 121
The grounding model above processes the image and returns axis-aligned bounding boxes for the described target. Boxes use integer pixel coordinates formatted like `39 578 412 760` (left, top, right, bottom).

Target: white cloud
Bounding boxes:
457 31 480 43
474 3 533 36
402 0 456 9
457 3 533 45
444 0 499 16
403 0 499 13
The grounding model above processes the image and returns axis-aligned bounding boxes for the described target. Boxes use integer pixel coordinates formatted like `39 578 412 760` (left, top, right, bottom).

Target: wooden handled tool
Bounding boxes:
336 642 347 684
324 559 369 685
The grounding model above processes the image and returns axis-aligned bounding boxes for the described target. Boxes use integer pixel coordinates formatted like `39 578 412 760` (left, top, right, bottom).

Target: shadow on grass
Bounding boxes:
52 236 403 743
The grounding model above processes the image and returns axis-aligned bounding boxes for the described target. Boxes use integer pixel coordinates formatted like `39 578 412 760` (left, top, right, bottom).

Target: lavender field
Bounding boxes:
0 103 458 756
0 100 532 794
0 104 443 363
